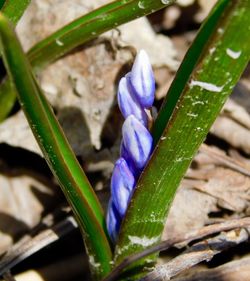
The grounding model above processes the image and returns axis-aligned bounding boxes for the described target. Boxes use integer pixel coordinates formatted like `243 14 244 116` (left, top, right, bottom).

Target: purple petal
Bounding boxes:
117 76 148 127
130 50 155 108
122 115 153 170
120 141 140 179
106 199 121 243
111 158 135 217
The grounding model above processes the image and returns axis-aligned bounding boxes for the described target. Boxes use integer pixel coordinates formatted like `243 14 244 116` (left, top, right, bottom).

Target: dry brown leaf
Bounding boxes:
210 95 250 154
0 171 59 255
163 188 218 241
192 167 250 212
1 1 249 274
211 116 250 154
0 0 178 155
208 75 250 154
0 112 41 156
163 147 250 241
223 99 250 129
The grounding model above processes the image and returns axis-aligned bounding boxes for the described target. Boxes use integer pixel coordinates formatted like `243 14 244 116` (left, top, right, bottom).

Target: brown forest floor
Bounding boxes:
0 1 250 280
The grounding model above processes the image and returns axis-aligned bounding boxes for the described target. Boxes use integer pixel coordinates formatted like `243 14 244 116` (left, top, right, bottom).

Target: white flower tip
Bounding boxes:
130 50 155 108
137 49 150 61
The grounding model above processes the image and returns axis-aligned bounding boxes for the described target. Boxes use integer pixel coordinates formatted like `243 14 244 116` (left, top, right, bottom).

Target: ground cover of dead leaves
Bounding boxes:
0 1 250 280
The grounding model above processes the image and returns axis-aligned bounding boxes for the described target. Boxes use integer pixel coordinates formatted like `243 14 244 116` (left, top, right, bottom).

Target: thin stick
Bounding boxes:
141 228 249 280
0 216 77 276
102 217 250 281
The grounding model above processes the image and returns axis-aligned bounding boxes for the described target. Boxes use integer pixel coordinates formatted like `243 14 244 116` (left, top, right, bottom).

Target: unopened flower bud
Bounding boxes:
118 76 148 127
120 141 140 178
129 50 155 108
107 50 155 242
111 158 135 217
122 115 153 169
106 200 121 243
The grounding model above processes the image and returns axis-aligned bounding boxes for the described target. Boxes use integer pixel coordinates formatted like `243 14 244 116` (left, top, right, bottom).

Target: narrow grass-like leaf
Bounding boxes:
114 0 250 278
0 13 112 280
28 0 176 71
0 0 31 120
0 0 176 122
1 0 31 24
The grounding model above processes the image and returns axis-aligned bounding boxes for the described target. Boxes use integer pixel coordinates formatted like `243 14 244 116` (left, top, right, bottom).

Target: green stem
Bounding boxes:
0 0 31 120
114 0 250 279
1 0 31 24
0 13 112 280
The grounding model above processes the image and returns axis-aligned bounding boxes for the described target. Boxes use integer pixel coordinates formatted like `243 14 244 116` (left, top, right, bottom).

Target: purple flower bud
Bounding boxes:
106 199 121 242
111 158 135 217
107 50 155 243
120 141 140 179
117 76 148 127
129 50 155 108
122 115 153 169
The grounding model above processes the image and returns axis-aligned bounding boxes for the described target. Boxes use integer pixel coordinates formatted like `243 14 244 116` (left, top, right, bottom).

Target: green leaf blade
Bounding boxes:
27 0 177 71
0 0 31 121
0 0 176 122
114 0 250 278
0 13 112 280
1 0 31 25
152 0 229 143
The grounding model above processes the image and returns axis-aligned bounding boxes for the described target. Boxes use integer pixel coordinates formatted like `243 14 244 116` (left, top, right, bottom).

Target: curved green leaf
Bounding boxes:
0 0 31 120
0 0 176 121
1 0 31 24
114 0 250 278
28 0 176 71
0 13 112 280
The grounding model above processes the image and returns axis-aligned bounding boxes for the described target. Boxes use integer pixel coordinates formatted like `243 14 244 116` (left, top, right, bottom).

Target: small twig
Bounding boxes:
200 143 250 177
174 256 250 281
141 228 249 281
102 217 250 281
0 216 77 276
